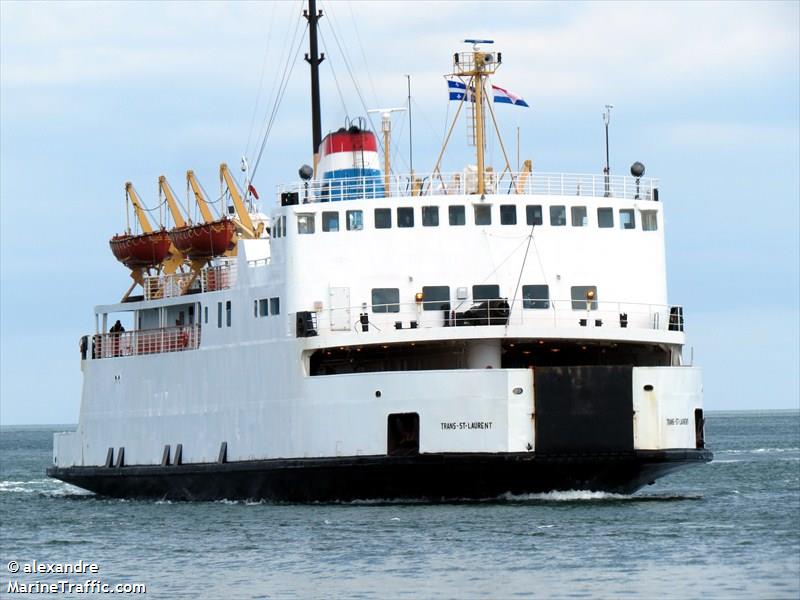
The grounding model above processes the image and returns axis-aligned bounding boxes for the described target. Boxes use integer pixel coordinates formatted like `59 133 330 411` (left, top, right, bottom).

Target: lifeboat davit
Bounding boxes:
168 218 236 259
109 230 172 269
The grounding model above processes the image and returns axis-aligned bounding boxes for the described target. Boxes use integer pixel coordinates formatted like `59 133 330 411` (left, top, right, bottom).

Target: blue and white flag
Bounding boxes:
447 79 473 101
491 84 529 107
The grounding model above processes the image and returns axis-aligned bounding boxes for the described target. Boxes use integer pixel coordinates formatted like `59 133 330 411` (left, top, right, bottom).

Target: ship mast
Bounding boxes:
455 39 499 195
304 0 324 171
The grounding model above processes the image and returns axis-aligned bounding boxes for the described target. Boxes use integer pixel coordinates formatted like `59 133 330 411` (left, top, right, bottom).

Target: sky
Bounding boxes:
1 0 798 424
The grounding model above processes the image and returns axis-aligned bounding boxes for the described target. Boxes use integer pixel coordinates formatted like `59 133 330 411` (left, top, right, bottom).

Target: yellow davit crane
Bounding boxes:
220 163 264 239
186 170 216 224
125 182 154 234
158 175 186 228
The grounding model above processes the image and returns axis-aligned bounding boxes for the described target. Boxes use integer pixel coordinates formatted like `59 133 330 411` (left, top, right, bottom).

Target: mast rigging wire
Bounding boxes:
244 1 279 160
250 23 309 181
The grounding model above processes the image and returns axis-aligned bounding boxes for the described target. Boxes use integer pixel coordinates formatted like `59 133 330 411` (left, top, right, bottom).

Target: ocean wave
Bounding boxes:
0 478 91 497
719 447 799 455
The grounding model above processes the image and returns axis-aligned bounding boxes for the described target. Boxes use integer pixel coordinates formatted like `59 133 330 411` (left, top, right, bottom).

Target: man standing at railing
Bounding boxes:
110 320 124 357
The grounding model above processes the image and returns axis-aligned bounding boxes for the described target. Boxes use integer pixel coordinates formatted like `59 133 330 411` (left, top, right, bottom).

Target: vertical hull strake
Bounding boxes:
47 450 712 502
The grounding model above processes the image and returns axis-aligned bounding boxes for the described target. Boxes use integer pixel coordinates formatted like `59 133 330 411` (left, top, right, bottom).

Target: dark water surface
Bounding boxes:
1 411 798 599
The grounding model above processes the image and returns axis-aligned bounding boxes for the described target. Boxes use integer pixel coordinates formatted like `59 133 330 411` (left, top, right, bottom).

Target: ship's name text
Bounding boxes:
440 421 493 431
666 417 689 426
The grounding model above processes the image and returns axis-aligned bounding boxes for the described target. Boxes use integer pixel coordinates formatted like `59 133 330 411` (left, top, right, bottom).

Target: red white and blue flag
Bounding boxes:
447 79 529 108
491 84 529 107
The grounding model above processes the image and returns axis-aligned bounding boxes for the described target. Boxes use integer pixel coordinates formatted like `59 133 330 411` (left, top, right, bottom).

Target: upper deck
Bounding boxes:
277 170 658 204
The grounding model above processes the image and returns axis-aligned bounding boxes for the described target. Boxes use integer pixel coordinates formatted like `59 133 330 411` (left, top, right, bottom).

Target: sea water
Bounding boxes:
1 411 798 599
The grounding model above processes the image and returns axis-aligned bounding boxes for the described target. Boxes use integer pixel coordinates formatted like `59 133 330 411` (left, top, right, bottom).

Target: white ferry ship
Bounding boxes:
48 6 711 501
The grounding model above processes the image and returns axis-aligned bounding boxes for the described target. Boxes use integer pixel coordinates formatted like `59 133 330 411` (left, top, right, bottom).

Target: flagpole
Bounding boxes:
405 74 413 177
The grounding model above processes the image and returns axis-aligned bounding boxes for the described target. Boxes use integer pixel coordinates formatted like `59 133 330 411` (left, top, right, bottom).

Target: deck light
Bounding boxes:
415 292 424 302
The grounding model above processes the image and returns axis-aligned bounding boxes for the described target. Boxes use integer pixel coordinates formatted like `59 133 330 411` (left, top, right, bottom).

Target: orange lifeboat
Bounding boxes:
109 230 172 269
168 218 236 260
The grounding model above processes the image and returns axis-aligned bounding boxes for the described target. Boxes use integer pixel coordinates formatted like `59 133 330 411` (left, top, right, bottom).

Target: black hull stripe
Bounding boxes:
48 449 713 502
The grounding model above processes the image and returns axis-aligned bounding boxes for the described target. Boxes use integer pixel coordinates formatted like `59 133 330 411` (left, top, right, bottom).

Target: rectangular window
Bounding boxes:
641 210 658 231
522 285 550 309
322 211 339 232
473 284 500 300
422 206 439 227
597 207 614 228
571 206 588 227
217 302 222 328
346 210 363 231
571 286 598 310
375 208 392 229
550 205 566 226
253 300 258 317
620 209 636 230
297 214 315 234
526 205 543 226
422 286 450 311
204 306 208 324
448 205 466 226
474 204 492 226
281 216 286 237
269 297 280 315
500 205 517 225
397 207 414 228
259 299 269 317
226 300 232 327
371 288 400 313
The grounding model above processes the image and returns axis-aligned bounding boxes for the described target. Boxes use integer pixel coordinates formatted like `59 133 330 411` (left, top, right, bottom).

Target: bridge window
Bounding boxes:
449 205 466 226
217 302 222 328
397 207 414 228
346 210 363 231
474 204 491 226
641 210 658 231
422 206 439 227
322 211 339 232
522 285 550 309
372 288 400 313
297 214 315 234
255 299 268 317
550 205 566 226
571 286 598 310
269 297 280 315
571 206 588 227
375 208 392 229
204 306 208 324
500 205 517 225
225 301 232 327
597 207 614 228
620 209 636 230
422 286 450 311
473 284 500 301
526 205 543 226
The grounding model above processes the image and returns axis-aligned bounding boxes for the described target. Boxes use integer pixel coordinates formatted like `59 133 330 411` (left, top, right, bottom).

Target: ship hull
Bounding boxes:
47 449 711 502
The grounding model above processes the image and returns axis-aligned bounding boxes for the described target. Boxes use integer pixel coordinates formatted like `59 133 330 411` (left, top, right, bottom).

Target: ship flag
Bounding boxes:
447 79 529 107
491 84 529 107
447 79 473 101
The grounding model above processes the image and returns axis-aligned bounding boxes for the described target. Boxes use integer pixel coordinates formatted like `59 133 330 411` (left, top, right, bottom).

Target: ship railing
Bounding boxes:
294 299 684 338
276 171 659 203
143 263 238 300
90 324 201 359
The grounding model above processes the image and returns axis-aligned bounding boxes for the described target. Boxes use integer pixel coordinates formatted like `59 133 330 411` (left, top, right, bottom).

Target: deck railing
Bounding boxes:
277 171 658 203
143 263 238 300
91 324 201 359
293 299 684 338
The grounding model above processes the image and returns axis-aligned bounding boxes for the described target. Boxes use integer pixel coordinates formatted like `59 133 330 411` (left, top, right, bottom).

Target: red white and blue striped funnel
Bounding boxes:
316 123 384 201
